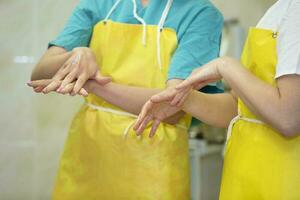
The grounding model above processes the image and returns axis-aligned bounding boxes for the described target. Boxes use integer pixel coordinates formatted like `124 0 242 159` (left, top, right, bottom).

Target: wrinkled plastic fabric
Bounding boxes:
52 20 191 200
219 28 300 200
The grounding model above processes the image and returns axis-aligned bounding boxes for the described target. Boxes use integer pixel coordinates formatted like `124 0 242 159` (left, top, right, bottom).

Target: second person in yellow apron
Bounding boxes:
135 0 300 199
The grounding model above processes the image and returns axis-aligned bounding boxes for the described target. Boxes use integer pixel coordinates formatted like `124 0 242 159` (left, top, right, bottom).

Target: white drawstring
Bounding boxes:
104 0 122 23
86 103 187 138
223 113 265 156
104 0 174 70
226 114 264 142
132 0 147 46
156 0 173 70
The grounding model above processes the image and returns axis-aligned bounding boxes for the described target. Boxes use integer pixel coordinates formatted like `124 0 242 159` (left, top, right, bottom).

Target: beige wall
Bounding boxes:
0 0 276 199
212 0 276 29
0 1 80 199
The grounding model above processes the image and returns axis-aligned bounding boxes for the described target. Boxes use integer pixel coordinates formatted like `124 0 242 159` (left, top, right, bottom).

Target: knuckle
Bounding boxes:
52 79 61 85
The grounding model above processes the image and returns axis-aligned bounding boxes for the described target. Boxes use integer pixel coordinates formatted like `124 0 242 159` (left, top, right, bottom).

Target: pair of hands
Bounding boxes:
28 47 111 96
28 48 229 138
134 57 227 137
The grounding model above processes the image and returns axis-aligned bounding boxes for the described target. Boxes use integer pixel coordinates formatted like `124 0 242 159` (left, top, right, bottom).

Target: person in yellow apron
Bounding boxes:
28 0 223 199
134 0 300 199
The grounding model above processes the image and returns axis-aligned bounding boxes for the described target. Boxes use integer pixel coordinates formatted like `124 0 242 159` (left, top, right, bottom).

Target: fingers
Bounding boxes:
170 87 191 106
176 89 191 108
59 82 88 97
136 115 153 136
53 62 72 81
175 79 195 90
27 79 52 88
94 73 112 85
60 83 75 94
54 53 81 80
73 74 88 94
150 90 175 103
149 119 161 138
134 101 154 131
33 86 44 93
58 69 78 91
43 79 61 94
27 79 60 94
170 90 187 106
79 88 89 97
28 78 87 96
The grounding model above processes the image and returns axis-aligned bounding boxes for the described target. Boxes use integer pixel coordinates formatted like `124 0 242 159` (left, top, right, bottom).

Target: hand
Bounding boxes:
162 57 228 107
176 57 227 91
27 79 88 97
133 87 190 138
133 100 182 138
39 47 111 95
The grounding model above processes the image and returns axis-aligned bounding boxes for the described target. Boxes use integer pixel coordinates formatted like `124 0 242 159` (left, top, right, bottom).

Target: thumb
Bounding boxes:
94 73 112 85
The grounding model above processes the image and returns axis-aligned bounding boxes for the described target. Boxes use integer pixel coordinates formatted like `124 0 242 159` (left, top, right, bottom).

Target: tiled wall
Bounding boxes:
0 0 275 199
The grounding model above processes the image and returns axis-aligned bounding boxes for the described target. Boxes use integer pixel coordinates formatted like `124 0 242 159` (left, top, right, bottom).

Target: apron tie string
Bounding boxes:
86 103 187 139
223 113 265 156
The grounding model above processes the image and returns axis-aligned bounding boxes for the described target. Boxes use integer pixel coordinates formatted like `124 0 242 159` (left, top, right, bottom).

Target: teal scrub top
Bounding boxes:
49 0 223 81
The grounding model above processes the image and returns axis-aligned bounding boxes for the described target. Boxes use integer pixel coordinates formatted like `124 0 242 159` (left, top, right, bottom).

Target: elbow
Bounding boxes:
30 73 37 81
30 63 42 81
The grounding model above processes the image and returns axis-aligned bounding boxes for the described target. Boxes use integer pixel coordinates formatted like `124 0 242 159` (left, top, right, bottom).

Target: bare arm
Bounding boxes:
87 79 185 124
219 57 300 137
87 81 160 114
31 46 71 80
183 91 237 128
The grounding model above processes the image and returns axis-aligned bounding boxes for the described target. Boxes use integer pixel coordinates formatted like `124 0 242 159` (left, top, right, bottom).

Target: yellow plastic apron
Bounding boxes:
219 28 300 200
52 5 191 200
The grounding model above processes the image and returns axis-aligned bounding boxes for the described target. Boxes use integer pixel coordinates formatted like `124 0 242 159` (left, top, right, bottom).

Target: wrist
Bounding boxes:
182 90 194 111
84 81 94 93
217 56 237 80
86 80 111 96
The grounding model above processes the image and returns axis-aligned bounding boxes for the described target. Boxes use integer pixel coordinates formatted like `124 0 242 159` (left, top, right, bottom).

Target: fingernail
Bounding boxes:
58 87 63 92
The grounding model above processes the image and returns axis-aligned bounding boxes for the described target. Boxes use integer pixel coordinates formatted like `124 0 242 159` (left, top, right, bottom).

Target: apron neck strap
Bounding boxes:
132 0 147 46
158 0 173 31
104 0 122 22
104 0 174 70
157 0 173 70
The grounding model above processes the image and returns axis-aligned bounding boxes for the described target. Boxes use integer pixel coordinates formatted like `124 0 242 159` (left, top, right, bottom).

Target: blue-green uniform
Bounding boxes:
50 0 223 82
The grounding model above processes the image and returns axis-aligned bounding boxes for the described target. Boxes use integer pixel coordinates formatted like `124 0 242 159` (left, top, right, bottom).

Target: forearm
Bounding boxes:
88 80 185 124
183 91 237 128
220 57 300 136
89 82 161 115
31 47 72 80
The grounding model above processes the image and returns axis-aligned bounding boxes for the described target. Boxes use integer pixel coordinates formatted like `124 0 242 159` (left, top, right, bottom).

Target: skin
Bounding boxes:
29 45 184 125
141 0 149 7
31 47 112 95
134 57 300 138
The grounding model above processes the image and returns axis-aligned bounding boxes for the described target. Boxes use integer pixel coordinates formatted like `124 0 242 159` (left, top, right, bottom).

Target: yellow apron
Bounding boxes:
219 28 300 200
52 1 191 199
